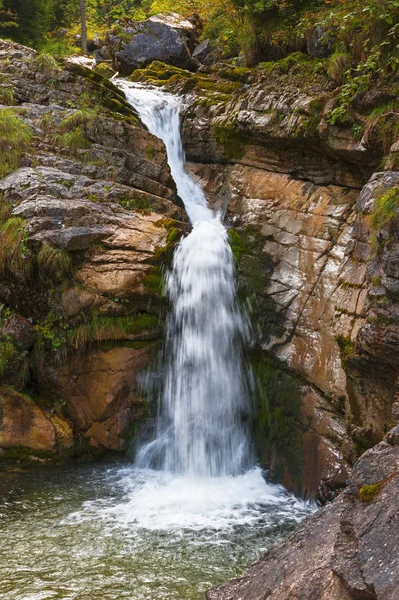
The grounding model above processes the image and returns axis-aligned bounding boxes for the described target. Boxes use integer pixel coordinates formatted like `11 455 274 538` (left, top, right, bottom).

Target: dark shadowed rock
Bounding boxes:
106 13 199 75
192 39 213 65
207 442 399 600
2 315 36 351
307 25 335 58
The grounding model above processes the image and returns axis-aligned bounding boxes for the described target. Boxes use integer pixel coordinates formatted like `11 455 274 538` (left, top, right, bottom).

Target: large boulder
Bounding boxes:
207 440 399 600
106 13 199 75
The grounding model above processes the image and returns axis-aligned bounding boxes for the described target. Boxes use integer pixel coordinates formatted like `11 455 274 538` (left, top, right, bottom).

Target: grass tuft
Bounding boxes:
69 313 159 349
0 86 14 106
0 217 32 279
0 109 33 178
326 52 352 84
371 187 399 231
37 244 72 282
35 53 61 74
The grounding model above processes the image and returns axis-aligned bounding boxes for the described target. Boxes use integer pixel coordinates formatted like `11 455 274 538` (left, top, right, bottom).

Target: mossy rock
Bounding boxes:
251 351 304 489
213 125 246 160
93 62 117 79
128 61 192 92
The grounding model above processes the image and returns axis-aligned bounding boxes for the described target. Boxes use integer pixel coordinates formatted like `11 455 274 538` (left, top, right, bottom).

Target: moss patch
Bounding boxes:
213 125 246 160
358 483 381 503
371 186 399 232
252 352 304 487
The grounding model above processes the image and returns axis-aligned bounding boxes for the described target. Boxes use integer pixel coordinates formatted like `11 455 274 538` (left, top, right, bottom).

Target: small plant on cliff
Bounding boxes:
37 243 72 282
0 217 32 279
0 86 14 106
0 337 17 377
358 483 381 503
370 187 399 231
57 109 98 156
0 109 33 178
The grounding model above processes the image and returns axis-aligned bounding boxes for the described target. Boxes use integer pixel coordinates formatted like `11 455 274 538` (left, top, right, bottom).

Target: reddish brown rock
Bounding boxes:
0 387 72 453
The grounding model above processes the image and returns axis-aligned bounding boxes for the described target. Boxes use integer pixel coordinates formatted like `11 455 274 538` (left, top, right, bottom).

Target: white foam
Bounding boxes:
66 467 311 533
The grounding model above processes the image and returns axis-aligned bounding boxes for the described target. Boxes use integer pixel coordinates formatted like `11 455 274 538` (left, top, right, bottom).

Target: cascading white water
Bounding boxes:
118 82 252 477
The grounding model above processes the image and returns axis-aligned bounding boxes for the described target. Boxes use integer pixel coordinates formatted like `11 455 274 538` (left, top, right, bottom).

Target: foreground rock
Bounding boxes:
106 13 199 75
207 439 399 600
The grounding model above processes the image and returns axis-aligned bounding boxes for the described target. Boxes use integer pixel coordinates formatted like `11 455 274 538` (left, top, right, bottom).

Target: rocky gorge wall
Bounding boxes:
0 40 187 464
129 56 399 499
1 34 399 507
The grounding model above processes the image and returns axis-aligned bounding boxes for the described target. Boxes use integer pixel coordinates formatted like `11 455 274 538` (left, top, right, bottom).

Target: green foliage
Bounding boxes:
0 216 32 279
34 52 61 74
0 86 14 106
358 483 381 502
69 313 159 348
35 311 69 354
0 337 17 377
327 16 399 125
0 109 33 178
371 187 399 231
37 243 72 282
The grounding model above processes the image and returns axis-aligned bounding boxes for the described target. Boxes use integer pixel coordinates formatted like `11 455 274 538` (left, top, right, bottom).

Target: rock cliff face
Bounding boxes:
139 57 399 499
0 40 186 463
1 39 399 506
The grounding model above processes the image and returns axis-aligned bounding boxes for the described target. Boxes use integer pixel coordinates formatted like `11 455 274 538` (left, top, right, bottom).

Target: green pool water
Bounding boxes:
0 463 313 600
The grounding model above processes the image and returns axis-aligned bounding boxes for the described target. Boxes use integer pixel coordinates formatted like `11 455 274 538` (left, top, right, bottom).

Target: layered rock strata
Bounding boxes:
0 41 185 462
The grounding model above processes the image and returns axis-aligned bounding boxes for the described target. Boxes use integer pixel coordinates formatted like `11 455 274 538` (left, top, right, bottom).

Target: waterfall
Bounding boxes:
118 83 253 478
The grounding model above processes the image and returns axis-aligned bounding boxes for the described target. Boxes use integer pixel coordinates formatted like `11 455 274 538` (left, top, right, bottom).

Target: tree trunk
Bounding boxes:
80 0 88 55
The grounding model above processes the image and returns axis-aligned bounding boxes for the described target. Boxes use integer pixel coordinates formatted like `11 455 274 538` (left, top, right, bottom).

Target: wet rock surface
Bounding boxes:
207 441 399 600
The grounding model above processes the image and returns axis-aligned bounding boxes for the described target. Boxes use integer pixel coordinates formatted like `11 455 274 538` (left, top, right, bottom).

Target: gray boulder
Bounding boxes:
307 25 335 58
192 39 213 65
106 13 199 75
207 441 399 600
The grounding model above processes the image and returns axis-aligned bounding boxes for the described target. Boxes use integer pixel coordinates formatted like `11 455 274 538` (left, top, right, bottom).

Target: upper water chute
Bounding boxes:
116 81 253 478
117 82 211 224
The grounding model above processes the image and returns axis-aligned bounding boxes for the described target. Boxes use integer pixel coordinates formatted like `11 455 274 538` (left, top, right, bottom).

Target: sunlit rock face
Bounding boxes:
0 41 185 462
180 62 399 499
